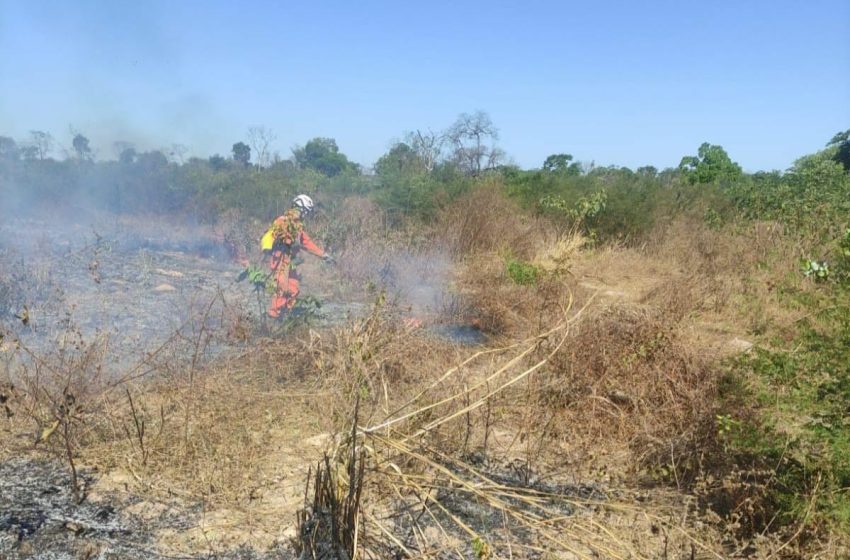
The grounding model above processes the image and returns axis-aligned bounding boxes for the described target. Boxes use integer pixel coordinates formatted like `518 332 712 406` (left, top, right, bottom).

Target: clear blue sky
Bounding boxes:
1 0 848 171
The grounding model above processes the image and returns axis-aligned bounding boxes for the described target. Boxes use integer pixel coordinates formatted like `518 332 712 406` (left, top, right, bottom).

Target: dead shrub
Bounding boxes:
455 233 582 338
538 304 720 479
0 247 59 319
296 403 365 560
3 323 113 503
646 217 817 339
0 287 320 507
436 184 544 259
213 207 262 264
307 299 464 433
309 198 443 311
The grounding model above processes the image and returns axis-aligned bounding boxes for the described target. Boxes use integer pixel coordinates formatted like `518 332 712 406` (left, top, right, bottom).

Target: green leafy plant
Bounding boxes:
802 259 830 282
715 413 740 451
678 142 742 184
241 264 274 293
472 536 491 559
506 258 540 286
270 295 324 335
539 190 607 234
720 311 850 530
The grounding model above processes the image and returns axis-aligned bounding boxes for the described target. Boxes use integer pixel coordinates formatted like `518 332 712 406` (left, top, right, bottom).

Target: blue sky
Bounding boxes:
1 0 848 171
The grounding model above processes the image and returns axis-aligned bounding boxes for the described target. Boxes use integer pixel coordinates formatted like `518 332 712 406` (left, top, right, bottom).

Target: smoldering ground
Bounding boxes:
0 213 248 362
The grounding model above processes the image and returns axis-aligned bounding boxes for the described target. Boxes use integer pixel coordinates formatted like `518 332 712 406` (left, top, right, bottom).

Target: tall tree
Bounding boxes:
113 141 135 161
405 129 443 172
28 130 53 160
119 147 138 165
292 137 355 177
232 141 251 166
72 133 93 161
827 129 850 172
543 153 581 175
445 111 502 176
678 142 742 184
248 126 277 169
375 143 425 177
208 154 227 171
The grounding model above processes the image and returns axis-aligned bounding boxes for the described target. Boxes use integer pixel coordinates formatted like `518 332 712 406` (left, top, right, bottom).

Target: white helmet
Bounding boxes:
292 194 315 215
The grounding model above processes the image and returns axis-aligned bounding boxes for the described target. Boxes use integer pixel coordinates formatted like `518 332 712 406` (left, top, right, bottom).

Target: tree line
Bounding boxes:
1 113 848 241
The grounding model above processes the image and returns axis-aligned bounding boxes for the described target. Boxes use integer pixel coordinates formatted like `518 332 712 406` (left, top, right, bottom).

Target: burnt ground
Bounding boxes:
0 455 617 560
0 217 378 364
0 217 472 362
1 218 246 358
0 458 296 559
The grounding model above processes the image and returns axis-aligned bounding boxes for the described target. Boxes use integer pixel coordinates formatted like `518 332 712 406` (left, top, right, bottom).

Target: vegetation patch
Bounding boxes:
505 258 540 286
719 303 850 531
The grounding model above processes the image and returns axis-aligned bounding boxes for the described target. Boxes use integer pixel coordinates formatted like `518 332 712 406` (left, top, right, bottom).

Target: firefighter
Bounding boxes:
263 194 333 318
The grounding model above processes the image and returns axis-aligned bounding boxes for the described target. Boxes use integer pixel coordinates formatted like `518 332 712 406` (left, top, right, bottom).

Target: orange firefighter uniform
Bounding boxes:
266 208 327 318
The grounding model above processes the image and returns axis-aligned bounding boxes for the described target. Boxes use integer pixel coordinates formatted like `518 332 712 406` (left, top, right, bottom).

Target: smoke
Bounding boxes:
377 250 454 320
0 3 237 162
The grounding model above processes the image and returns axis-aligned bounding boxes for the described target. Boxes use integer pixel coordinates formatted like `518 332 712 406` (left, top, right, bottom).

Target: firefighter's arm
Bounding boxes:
299 230 326 258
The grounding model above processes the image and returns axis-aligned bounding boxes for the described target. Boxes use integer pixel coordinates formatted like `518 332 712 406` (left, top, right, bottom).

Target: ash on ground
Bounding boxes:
0 458 295 559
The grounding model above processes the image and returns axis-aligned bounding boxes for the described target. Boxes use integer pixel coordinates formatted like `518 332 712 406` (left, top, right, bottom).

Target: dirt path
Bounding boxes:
572 247 753 356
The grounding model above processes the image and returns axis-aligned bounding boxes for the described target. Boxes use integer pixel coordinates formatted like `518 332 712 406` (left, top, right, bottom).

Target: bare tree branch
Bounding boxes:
405 129 444 172
248 126 277 169
444 111 500 176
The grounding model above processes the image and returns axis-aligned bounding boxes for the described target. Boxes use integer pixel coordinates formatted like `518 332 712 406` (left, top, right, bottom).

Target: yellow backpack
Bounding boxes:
260 210 303 252
260 228 275 251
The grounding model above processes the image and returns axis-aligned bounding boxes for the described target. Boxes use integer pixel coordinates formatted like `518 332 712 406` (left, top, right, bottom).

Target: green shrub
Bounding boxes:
802 259 831 282
721 299 850 530
505 258 540 285
727 151 850 241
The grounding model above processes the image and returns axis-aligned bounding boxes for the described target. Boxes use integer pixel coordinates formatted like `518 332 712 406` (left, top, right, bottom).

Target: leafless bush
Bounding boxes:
0 284 271 505
455 240 580 337
213 207 260 264
436 183 544 259
0 247 58 319
541 305 719 475
4 320 113 502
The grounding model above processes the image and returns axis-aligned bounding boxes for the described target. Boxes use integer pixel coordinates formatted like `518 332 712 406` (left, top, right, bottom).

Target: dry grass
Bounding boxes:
541 304 719 478
455 243 580 337
290 297 731 559
644 218 818 339
2 314 263 492
437 183 544 259
441 201 847 557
